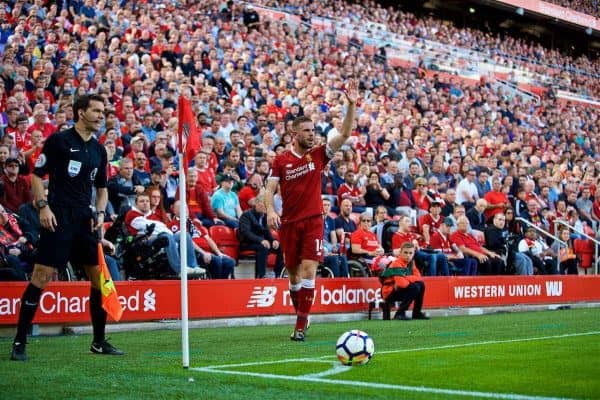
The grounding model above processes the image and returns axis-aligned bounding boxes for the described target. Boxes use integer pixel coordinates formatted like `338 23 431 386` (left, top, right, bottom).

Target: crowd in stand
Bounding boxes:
274 0 600 96
0 0 598 281
545 0 599 17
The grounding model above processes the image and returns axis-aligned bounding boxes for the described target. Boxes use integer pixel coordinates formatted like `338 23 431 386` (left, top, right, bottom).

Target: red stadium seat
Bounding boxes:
237 228 279 269
573 239 595 272
208 225 239 262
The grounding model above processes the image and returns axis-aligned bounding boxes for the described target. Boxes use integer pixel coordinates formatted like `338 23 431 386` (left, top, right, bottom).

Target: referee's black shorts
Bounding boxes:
36 206 98 269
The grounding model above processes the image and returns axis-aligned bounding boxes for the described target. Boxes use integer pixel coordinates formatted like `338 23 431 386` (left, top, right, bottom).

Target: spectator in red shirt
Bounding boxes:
11 114 30 151
337 169 366 213
430 217 477 275
350 212 384 267
178 168 222 227
26 107 56 138
392 215 449 276
194 151 217 196
147 186 170 225
238 173 263 212
0 158 32 213
3 108 20 138
450 216 504 275
412 177 432 216
20 129 43 172
483 177 510 222
99 127 124 153
419 201 443 245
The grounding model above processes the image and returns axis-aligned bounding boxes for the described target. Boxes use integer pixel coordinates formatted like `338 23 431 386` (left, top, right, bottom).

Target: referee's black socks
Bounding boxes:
90 287 107 343
14 283 43 344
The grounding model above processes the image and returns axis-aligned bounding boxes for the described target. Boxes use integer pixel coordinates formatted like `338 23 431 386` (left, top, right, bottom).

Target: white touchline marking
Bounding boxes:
203 358 333 369
311 331 600 360
191 367 574 400
190 331 597 399
301 362 352 378
198 331 600 369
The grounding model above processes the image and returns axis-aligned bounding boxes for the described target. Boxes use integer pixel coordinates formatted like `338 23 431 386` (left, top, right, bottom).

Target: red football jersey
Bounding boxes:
350 228 380 252
392 231 419 250
429 232 454 255
419 214 443 235
270 145 331 224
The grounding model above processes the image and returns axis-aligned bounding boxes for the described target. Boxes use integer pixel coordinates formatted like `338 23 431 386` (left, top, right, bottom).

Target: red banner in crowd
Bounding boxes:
252 5 302 27
0 276 598 325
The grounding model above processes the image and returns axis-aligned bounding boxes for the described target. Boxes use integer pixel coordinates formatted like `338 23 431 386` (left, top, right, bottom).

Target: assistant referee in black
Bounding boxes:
11 94 124 361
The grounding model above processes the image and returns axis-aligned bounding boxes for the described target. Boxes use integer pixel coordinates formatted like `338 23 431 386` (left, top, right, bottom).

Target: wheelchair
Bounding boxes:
348 259 371 277
345 220 401 278
106 219 173 280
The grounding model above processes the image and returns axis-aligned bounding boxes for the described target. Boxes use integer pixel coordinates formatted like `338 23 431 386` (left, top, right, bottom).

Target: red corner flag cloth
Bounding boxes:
177 96 201 175
98 243 123 321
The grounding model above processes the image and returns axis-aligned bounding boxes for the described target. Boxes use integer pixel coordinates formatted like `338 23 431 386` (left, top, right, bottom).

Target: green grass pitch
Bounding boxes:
0 308 598 399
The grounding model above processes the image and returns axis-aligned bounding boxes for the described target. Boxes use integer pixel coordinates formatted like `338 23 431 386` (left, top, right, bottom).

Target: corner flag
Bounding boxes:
177 96 199 368
177 96 201 175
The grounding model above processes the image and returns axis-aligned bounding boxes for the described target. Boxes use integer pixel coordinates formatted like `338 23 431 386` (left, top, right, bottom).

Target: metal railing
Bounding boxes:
252 2 600 100
516 217 566 273
554 219 600 274
494 78 541 105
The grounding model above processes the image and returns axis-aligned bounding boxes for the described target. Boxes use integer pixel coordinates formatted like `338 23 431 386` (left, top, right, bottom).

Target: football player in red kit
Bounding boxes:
265 79 357 341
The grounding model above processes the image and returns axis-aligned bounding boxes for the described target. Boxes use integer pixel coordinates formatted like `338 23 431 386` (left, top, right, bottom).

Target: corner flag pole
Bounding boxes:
179 166 190 368
179 160 190 368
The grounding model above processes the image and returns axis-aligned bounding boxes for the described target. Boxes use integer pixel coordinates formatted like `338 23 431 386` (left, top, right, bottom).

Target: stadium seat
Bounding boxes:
237 229 279 270
573 239 595 272
209 225 239 263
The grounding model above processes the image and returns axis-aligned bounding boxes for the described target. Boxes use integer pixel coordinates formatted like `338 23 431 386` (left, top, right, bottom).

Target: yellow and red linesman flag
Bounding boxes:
177 96 202 175
98 243 123 321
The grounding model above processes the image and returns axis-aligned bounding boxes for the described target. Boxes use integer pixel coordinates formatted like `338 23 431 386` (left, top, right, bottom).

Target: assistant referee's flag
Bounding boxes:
98 243 123 321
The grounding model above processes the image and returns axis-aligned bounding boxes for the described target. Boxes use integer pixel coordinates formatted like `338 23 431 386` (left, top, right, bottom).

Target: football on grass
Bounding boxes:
335 330 374 366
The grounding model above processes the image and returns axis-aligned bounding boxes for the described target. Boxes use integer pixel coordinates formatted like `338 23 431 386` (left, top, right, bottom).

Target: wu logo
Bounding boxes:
247 286 277 308
545 281 562 297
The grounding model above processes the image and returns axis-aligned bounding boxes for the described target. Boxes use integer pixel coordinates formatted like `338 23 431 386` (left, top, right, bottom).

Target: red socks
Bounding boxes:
294 279 315 332
289 282 301 312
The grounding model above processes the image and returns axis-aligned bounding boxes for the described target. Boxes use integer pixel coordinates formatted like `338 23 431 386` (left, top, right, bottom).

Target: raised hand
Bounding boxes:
343 78 358 104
